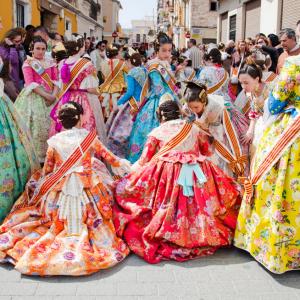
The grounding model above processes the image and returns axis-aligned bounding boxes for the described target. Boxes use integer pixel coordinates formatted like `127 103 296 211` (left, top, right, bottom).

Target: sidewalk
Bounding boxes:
0 248 299 299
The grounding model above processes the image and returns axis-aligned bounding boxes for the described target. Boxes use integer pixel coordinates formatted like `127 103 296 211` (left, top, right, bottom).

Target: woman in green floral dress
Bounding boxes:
0 58 39 222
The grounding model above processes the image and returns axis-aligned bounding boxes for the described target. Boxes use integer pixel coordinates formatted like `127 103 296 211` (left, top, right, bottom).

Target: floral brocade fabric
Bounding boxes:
234 55 300 274
114 120 241 263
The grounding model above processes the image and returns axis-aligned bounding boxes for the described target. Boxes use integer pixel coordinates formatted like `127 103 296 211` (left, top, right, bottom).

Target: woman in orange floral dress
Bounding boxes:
113 100 241 264
0 102 130 276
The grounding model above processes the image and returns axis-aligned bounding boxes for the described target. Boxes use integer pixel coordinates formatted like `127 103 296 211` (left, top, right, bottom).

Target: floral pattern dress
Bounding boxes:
114 119 241 264
198 66 250 175
234 55 300 274
127 60 178 163
184 94 240 177
106 66 147 158
50 60 107 145
0 79 38 223
14 58 58 163
0 128 129 276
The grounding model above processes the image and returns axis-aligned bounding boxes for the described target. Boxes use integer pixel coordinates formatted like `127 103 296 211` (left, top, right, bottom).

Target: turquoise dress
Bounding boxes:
127 62 177 163
106 67 147 158
0 89 38 223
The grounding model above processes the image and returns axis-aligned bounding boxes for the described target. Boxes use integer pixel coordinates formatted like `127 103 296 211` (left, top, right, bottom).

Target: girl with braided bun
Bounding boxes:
127 32 179 163
0 102 130 276
114 99 241 264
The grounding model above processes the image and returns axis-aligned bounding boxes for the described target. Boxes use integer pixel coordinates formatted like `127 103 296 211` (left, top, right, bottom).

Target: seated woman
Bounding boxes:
113 100 241 264
0 102 130 276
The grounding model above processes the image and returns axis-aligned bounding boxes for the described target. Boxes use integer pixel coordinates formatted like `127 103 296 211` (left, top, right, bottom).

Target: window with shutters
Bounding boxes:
229 15 237 41
136 34 141 43
16 2 25 28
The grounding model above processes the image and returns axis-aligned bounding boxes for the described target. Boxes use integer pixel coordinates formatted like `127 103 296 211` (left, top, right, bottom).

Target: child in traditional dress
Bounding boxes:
0 102 130 276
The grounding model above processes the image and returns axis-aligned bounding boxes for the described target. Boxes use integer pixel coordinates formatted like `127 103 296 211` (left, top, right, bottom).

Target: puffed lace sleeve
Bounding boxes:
94 138 131 176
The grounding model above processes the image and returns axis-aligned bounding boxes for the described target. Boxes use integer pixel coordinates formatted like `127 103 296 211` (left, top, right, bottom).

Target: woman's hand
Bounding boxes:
5 38 13 46
241 130 254 144
44 94 56 106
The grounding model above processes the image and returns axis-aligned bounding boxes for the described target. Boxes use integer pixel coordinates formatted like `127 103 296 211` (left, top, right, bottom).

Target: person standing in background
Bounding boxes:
187 39 202 69
0 28 26 93
90 41 107 85
277 28 300 73
33 26 55 60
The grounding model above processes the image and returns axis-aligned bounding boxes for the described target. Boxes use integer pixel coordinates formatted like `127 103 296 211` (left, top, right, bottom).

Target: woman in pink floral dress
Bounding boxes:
50 35 106 144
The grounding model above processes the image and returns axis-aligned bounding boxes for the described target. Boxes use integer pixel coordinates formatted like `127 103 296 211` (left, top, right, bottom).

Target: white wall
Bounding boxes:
260 0 280 35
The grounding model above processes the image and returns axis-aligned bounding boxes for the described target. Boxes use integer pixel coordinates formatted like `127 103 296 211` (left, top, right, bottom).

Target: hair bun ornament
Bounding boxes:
159 93 174 106
61 103 78 111
61 63 71 84
71 34 83 42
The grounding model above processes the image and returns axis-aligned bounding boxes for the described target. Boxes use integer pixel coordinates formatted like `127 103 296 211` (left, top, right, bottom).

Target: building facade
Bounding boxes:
217 0 300 43
102 0 122 43
157 0 218 48
0 0 104 40
130 18 155 44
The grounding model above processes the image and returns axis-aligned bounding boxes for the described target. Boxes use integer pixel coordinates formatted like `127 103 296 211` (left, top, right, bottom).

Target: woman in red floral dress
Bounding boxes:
113 100 241 264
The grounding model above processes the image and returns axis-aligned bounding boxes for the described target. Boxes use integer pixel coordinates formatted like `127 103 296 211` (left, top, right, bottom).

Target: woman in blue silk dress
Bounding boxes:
107 53 147 158
127 33 178 163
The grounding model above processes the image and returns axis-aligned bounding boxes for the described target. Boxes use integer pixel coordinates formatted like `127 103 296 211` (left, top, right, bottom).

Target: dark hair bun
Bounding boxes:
185 81 208 105
107 46 120 59
157 100 181 122
154 32 173 52
29 36 47 51
206 48 222 64
64 35 84 56
130 53 142 66
239 61 263 82
58 101 84 129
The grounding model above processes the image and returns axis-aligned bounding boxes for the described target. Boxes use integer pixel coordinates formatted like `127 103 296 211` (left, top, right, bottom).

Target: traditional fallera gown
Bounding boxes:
14 57 59 163
234 73 277 156
176 66 196 97
127 59 178 163
0 127 130 276
234 55 300 274
50 58 107 145
184 94 246 178
100 58 128 120
198 65 250 175
106 66 147 158
114 119 241 264
0 79 39 223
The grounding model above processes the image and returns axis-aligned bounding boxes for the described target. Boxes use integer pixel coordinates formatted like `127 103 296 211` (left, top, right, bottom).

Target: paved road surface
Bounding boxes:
0 247 299 300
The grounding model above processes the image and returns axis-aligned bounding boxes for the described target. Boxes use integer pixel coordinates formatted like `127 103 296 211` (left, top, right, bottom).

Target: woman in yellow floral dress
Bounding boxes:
234 55 300 274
